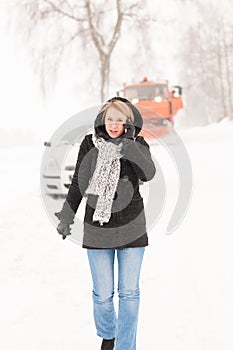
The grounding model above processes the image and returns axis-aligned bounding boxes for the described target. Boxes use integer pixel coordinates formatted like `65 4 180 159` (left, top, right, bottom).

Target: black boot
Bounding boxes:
101 338 115 350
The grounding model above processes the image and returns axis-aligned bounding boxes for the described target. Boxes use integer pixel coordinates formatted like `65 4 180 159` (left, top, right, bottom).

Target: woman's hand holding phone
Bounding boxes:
122 118 135 140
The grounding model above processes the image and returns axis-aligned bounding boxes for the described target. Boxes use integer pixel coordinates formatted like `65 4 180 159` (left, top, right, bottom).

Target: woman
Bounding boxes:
55 97 156 350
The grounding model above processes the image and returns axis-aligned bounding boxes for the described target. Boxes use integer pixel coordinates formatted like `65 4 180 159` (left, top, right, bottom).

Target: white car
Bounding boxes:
42 139 81 199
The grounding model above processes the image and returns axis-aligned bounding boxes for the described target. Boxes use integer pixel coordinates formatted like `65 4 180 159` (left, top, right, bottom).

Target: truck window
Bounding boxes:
124 84 168 101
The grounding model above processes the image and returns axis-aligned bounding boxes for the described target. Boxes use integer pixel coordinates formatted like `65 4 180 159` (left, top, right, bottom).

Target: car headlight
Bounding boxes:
47 158 59 170
154 96 162 103
131 98 139 104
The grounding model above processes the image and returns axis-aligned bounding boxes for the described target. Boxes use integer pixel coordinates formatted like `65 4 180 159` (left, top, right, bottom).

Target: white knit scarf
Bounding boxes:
85 135 123 225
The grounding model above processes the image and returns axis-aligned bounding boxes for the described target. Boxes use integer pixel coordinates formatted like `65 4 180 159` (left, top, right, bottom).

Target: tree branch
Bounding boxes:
84 0 104 57
43 0 86 22
107 0 123 55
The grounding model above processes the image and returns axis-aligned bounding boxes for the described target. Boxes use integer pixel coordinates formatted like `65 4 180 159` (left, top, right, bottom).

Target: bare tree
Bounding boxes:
178 0 233 125
222 22 233 119
15 0 146 102
216 27 228 120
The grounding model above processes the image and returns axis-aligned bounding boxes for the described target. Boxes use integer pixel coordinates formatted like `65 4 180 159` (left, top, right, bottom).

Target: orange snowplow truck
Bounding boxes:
117 77 183 139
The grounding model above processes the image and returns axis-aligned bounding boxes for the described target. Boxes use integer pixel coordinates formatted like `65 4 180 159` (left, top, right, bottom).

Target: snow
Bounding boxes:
0 120 233 350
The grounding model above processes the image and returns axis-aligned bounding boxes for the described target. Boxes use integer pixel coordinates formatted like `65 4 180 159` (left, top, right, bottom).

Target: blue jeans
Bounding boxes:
87 247 145 350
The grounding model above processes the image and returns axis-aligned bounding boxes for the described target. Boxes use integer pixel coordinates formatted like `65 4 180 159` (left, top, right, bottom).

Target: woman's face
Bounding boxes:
104 106 128 138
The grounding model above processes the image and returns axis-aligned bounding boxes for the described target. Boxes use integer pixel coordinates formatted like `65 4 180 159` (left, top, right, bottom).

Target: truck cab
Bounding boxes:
117 77 183 140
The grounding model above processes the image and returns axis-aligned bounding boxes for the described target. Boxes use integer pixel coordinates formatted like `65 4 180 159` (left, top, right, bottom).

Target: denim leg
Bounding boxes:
87 249 117 340
115 247 145 350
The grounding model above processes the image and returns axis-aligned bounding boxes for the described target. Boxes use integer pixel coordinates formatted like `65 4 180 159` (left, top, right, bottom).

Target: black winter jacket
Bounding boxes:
55 100 156 249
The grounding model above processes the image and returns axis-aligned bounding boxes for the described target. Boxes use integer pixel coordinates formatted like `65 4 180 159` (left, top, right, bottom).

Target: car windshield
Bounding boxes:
124 84 168 101
61 127 92 145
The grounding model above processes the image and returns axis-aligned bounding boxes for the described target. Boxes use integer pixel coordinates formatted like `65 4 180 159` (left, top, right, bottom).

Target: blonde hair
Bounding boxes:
101 100 134 122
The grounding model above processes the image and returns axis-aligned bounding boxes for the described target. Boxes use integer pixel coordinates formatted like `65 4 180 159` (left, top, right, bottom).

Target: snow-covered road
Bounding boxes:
0 121 233 350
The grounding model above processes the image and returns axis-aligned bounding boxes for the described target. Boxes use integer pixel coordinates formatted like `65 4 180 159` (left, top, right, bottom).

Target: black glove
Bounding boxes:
122 118 135 140
56 222 72 240
54 201 75 224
